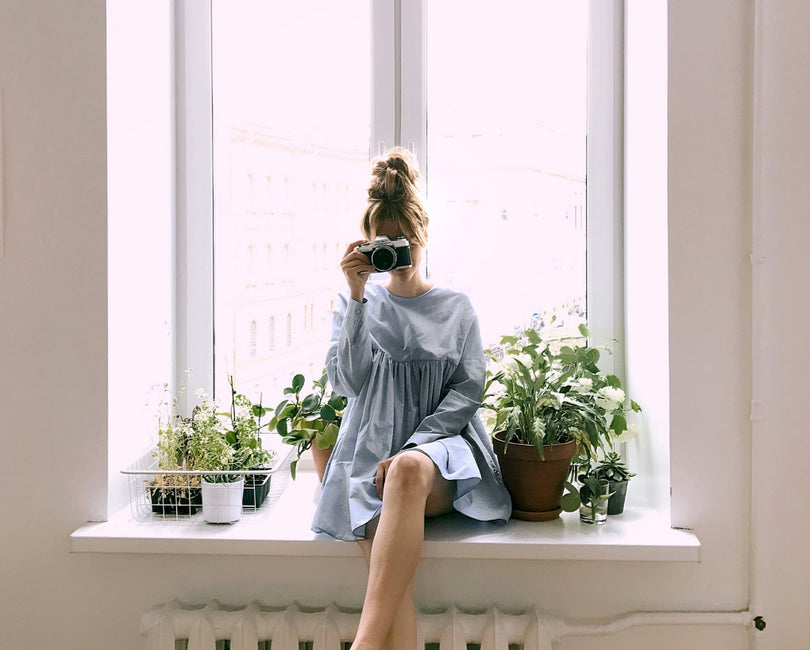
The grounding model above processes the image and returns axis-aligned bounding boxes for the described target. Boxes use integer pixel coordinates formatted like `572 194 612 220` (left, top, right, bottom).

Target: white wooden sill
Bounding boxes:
71 469 700 562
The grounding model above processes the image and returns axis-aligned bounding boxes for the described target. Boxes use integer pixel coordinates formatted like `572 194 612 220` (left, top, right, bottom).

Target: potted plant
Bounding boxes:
267 370 347 481
151 384 202 516
188 378 275 523
576 462 612 525
483 322 641 521
593 451 636 515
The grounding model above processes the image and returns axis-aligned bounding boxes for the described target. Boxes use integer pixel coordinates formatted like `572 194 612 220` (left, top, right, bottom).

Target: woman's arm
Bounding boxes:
324 295 374 398
402 314 486 447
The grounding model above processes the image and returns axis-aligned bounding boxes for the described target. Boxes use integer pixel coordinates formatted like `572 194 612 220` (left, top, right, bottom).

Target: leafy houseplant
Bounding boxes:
593 451 636 515
188 377 274 482
187 377 275 523
267 370 347 480
483 323 641 520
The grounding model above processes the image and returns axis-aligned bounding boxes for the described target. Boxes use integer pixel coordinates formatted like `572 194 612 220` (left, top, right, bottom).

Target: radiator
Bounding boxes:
141 600 562 650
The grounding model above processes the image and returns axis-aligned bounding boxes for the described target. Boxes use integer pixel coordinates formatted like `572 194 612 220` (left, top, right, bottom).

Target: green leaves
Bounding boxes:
560 480 581 512
275 400 291 418
251 404 268 418
483 325 642 459
302 393 321 411
609 412 627 436
316 422 340 450
291 373 305 393
320 404 336 422
327 393 347 411
175 375 274 476
272 369 347 479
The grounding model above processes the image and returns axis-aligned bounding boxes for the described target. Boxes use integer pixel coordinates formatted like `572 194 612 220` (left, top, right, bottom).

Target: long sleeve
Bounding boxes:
403 314 486 448
324 294 374 398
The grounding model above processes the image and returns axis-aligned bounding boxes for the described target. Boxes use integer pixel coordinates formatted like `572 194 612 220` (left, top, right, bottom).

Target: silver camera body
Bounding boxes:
356 236 413 272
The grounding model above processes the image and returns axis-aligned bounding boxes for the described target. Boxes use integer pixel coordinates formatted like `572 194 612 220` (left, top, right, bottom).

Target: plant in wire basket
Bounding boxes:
151 383 202 515
187 377 278 523
188 376 275 483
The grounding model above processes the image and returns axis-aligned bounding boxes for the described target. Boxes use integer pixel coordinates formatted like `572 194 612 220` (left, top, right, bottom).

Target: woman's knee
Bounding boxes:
386 452 434 496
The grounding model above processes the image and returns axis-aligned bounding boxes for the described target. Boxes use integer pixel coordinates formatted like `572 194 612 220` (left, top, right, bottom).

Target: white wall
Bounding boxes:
1 1 808 648
749 0 810 645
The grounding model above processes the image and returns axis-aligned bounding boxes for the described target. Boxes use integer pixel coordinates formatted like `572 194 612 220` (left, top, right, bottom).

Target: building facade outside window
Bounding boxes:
208 0 609 405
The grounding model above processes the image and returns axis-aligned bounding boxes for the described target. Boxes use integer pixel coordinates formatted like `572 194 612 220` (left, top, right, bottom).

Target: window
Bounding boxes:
178 0 622 406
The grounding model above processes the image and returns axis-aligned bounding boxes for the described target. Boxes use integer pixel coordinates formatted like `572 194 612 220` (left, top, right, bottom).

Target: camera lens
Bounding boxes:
370 246 396 272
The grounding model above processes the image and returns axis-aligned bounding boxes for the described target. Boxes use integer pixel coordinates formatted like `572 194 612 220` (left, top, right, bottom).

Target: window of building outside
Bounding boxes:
211 0 589 405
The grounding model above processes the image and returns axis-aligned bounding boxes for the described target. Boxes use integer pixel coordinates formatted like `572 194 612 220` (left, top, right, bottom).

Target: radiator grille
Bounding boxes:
142 601 561 650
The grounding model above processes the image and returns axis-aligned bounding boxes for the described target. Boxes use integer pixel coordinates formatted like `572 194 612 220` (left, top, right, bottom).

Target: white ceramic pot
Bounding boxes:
201 478 245 523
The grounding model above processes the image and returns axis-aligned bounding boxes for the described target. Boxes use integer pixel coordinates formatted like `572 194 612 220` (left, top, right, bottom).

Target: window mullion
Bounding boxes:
372 0 398 156
398 0 427 172
587 0 625 376
175 0 214 408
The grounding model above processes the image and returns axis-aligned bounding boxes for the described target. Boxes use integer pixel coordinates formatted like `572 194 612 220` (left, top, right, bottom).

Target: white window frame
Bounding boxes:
175 0 624 403
175 0 214 412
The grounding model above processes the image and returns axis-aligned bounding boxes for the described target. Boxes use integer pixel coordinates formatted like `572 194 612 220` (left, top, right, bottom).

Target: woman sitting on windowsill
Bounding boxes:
311 147 512 650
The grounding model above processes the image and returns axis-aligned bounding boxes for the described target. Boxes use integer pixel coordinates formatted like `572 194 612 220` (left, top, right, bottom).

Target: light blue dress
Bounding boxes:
311 283 512 541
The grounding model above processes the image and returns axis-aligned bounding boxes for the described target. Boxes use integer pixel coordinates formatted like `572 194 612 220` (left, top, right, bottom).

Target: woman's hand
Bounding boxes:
341 239 375 303
375 455 395 499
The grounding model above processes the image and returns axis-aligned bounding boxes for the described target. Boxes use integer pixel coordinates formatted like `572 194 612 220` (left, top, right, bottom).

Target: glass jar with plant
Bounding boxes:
482 322 641 520
577 464 612 525
266 369 348 480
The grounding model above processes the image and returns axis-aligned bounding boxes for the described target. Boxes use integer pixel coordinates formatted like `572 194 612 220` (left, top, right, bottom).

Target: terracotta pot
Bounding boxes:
492 430 577 521
311 443 334 483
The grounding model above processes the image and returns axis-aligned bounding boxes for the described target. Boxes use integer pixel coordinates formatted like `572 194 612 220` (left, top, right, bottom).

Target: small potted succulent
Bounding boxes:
483 322 641 521
267 370 347 480
593 451 636 515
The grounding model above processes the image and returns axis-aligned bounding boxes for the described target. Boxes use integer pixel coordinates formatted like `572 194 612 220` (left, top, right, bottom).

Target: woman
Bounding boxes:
312 148 511 650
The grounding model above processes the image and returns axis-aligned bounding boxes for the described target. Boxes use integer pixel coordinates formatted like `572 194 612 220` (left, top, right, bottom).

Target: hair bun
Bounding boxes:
383 168 399 198
361 146 429 246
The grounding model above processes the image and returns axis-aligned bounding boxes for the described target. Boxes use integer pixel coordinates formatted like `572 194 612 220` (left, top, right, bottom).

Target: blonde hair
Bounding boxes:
361 147 429 247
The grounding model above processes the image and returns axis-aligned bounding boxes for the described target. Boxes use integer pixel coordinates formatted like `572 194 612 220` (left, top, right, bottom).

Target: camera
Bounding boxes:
356 236 413 273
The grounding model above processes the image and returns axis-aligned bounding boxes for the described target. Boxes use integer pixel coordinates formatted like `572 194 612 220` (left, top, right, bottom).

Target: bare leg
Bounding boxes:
352 451 454 650
357 535 417 650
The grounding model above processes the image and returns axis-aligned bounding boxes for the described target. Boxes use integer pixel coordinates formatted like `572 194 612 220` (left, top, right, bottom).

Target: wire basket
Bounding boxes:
122 440 296 523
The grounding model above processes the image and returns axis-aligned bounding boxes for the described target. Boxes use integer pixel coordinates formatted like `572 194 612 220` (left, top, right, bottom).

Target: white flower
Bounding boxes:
570 377 593 394
595 386 625 411
503 353 532 374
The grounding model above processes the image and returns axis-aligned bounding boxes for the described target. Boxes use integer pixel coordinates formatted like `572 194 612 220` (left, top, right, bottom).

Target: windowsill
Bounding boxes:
70 471 700 562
